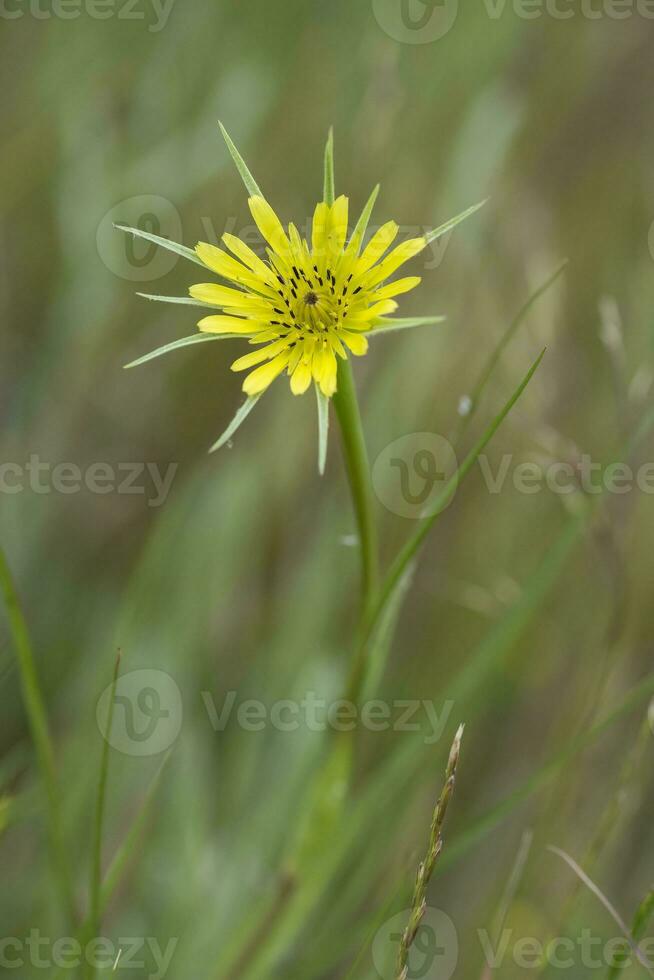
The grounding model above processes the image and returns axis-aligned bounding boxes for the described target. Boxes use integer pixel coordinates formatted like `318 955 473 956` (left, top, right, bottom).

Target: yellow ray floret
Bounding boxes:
189 194 429 397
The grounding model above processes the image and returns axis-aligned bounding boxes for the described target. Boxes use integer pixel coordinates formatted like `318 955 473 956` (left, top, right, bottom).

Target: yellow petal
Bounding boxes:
195 242 269 294
196 242 244 277
232 339 288 372
373 276 422 300
243 352 290 395
362 238 427 289
290 361 312 395
190 283 262 309
248 195 289 257
355 222 399 276
318 356 337 397
340 330 369 356
313 345 337 397
346 299 398 324
198 315 262 334
287 344 303 373
312 202 329 260
327 195 349 255
222 233 276 284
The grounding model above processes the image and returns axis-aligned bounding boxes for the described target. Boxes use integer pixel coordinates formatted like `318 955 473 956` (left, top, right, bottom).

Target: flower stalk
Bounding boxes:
332 357 379 620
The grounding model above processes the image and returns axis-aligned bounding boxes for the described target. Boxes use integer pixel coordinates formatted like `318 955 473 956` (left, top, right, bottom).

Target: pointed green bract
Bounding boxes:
209 394 262 453
323 127 335 206
136 292 217 309
424 199 488 245
315 384 329 475
114 223 205 267
124 333 235 369
218 121 263 198
372 315 446 335
348 184 380 253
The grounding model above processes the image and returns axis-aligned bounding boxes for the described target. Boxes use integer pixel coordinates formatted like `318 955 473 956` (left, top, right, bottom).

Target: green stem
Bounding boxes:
332 358 379 629
0 546 76 925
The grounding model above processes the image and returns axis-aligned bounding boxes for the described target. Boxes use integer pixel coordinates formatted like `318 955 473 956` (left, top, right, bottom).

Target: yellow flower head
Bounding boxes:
191 193 426 399
119 125 483 458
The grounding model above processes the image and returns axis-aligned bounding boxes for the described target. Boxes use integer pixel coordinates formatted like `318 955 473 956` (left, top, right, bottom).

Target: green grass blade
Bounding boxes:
632 892 654 946
607 889 654 980
218 121 263 198
236 671 654 980
100 751 171 905
447 511 587 706
88 652 121 980
424 199 487 245
323 126 335 206
361 562 415 703
124 333 235 369
315 384 329 476
209 394 263 453
50 753 171 980
365 349 546 651
548 848 654 977
371 315 446 335
456 259 568 439
440 671 654 872
0 547 76 926
114 223 205 267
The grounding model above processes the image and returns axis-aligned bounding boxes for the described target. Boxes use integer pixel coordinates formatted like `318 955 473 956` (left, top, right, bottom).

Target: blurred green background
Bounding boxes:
1 1 653 978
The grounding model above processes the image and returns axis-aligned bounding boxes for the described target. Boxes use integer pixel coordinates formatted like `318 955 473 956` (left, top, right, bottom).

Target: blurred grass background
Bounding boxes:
1 1 654 977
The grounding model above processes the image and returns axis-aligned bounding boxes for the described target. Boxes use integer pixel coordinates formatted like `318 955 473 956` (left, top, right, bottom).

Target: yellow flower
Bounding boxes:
119 125 484 457
191 194 427 399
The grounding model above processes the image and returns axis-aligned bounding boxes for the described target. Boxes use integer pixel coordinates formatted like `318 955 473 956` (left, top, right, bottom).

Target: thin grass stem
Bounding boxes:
87 652 121 979
0 545 76 926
